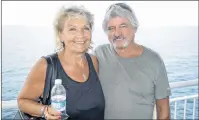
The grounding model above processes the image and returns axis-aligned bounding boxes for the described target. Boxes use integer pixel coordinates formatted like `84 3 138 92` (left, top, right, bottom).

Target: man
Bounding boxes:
93 3 171 119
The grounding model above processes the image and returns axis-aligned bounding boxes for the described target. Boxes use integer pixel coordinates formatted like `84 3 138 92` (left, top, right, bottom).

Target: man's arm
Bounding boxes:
155 59 171 119
156 97 170 119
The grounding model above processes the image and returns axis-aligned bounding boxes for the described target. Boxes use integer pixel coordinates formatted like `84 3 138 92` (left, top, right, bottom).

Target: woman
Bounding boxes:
17 5 105 120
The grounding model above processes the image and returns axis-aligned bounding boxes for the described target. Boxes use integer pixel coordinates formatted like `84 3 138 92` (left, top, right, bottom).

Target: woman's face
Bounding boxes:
60 15 92 53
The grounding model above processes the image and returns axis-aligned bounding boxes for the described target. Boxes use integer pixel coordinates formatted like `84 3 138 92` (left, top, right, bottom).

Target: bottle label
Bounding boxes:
51 95 66 112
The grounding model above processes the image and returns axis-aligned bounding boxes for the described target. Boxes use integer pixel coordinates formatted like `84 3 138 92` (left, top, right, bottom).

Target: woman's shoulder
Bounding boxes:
87 53 99 73
33 53 58 71
88 53 98 61
32 57 48 73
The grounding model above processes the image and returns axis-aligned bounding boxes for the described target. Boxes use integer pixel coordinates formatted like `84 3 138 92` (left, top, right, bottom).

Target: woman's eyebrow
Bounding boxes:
67 25 90 29
67 25 76 27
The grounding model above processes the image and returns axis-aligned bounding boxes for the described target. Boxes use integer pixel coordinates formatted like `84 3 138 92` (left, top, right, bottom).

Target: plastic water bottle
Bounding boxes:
51 79 68 119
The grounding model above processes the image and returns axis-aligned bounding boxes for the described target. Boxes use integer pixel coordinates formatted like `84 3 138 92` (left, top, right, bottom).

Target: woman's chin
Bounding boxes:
72 47 88 54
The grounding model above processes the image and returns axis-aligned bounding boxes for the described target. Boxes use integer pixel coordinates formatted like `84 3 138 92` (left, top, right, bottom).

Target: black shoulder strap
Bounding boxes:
42 53 57 104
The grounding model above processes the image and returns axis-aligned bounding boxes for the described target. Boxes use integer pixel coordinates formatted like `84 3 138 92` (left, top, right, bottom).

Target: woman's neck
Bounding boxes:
59 50 86 66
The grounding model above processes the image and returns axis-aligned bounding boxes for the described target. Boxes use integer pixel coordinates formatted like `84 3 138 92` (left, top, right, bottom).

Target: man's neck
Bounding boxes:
115 43 143 58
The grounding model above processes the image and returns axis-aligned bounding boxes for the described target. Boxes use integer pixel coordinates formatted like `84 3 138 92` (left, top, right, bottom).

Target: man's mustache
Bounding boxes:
112 36 126 41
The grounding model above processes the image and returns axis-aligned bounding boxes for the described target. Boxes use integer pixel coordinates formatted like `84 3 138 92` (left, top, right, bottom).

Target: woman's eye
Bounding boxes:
84 27 90 31
69 28 76 31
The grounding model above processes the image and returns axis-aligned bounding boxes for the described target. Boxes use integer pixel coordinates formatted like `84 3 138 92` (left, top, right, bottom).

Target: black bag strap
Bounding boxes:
42 53 57 104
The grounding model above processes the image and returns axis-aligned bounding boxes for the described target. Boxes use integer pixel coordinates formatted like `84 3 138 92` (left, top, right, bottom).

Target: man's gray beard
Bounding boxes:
113 40 129 49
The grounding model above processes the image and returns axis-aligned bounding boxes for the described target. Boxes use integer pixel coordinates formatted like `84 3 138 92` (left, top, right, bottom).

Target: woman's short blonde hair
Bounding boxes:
53 5 94 52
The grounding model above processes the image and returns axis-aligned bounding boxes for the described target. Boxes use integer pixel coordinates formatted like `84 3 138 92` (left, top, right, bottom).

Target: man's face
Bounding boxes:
107 16 136 49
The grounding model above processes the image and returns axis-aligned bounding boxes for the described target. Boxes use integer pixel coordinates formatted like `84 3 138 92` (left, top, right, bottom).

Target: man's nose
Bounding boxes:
114 27 122 37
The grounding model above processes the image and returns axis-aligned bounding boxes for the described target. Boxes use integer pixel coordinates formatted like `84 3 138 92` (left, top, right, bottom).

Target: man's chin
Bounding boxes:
113 44 127 50
112 42 129 49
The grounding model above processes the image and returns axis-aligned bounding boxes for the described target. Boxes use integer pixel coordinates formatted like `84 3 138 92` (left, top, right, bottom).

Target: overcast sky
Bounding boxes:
2 1 198 28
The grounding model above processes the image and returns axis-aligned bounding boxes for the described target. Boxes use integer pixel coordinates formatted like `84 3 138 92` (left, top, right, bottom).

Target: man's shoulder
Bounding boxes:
95 44 111 52
92 44 114 60
144 46 159 57
94 44 112 55
143 46 164 64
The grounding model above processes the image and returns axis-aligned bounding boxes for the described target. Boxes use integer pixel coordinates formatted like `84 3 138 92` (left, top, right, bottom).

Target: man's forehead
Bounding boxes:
107 16 130 25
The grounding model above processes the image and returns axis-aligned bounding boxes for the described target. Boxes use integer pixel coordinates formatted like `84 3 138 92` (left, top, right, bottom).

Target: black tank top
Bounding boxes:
53 53 105 120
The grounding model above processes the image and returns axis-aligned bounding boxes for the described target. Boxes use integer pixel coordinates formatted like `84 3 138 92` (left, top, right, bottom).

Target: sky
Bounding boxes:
2 1 198 28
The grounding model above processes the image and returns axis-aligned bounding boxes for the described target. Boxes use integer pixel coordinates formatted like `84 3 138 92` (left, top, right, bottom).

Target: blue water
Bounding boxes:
2 25 198 119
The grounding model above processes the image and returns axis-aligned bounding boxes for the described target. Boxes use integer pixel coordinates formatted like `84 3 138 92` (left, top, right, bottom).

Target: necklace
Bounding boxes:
81 55 87 81
82 73 87 81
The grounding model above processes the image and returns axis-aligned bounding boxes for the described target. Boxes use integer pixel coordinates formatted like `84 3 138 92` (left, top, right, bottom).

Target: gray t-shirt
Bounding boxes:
93 44 171 119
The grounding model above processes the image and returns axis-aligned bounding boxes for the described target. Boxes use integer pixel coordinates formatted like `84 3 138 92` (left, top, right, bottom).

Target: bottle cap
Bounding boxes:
55 79 62 85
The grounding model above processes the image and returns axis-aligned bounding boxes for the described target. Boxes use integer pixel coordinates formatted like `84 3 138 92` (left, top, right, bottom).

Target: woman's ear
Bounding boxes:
58 31 64 42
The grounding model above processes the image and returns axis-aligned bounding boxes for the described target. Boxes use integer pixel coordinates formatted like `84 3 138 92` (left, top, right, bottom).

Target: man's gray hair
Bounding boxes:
102 3 139 33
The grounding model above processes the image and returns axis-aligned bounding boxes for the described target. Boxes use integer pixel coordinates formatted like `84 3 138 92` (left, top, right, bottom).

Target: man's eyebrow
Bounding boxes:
108 25 114 27
120 23 127 25
108 26 115 28
107 23 127 28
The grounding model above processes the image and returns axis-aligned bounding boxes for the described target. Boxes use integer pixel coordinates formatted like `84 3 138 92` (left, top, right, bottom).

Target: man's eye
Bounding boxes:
108 27 114 31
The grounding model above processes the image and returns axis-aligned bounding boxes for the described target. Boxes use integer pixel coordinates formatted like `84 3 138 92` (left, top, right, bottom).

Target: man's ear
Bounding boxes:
132 26 138 33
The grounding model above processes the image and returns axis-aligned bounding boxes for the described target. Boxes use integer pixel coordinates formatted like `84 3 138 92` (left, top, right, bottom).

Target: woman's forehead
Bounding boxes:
64 15 89 27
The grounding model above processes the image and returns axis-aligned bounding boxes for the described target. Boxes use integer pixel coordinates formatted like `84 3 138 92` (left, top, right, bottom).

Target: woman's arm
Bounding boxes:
17 58 47 116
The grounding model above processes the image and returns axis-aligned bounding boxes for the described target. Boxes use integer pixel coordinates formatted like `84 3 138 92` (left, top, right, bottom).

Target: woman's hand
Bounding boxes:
44 106 61 120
